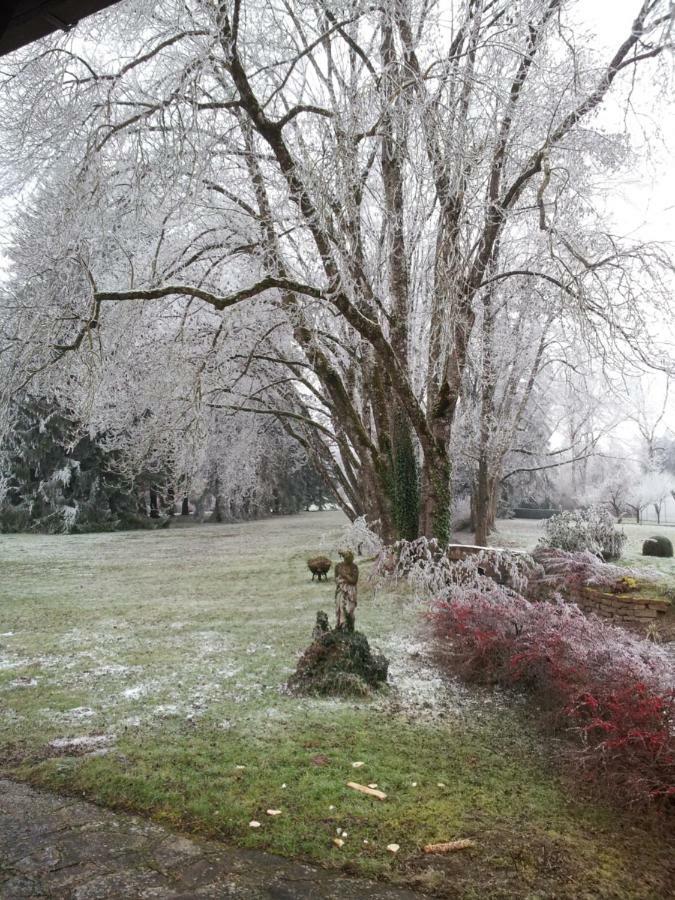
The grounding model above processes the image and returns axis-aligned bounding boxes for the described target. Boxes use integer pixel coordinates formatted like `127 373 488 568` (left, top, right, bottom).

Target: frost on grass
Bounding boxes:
0 657 31 671
122 683 155 701
0 513 504 759
376 632 509 723
153 704 181 719
9 676 38 688
64 706 97 719
49 734 115 754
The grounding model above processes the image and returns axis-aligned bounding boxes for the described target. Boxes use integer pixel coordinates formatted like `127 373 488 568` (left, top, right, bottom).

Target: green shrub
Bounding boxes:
642 535 673 558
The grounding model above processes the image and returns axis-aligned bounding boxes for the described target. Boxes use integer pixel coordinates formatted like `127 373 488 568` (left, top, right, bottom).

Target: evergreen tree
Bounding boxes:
0 395 142 533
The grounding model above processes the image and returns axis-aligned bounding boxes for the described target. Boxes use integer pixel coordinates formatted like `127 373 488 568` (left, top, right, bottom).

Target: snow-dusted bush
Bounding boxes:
379 532 672 807
375 535 539 599
432 592 674 808
375 536 656 607
530 547 655 596
538 506 627 560
375 536 453 596
334 516 383 557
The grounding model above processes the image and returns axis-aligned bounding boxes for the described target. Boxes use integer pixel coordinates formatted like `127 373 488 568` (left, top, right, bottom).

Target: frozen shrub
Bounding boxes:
288 612 388 697
530 547 656 599
0 505 32 533
642 535 673 558
332 515 383 557
538 506 627 560
374 535 539 599
431 591 674 808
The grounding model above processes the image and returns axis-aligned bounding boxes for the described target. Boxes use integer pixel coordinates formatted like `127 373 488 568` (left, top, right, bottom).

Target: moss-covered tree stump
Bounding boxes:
288 611 389 697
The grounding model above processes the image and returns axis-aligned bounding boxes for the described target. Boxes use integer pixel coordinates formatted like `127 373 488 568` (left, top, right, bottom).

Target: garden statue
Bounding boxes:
290 551 387 697
334 549 359 631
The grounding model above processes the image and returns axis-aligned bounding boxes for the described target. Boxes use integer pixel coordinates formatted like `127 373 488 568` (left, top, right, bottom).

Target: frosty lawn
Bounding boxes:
0 511 672 897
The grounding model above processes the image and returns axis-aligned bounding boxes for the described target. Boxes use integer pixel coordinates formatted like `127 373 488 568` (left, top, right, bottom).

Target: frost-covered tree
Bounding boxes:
456 278 565 541
1 0 673 541
190 409 331 521
635 469 674 524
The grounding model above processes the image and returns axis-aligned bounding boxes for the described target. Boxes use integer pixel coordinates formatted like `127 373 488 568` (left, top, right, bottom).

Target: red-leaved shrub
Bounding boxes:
432 591 674 809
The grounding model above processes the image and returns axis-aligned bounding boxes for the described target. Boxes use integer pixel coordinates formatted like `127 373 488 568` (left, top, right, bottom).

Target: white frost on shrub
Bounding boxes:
376 535 538 601
53 465 72 487
537 506 627 559
60 505 79 532
324 515 383 557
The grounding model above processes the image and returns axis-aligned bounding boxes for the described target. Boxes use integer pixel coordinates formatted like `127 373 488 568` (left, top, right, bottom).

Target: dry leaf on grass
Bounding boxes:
332 837 345 848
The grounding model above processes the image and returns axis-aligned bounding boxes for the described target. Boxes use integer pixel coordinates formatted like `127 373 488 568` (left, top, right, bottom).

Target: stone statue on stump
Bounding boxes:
334 549 358 631
289 549 388 698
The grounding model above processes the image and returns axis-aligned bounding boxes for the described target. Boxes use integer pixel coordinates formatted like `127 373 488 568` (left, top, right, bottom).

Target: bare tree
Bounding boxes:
1 0 673 540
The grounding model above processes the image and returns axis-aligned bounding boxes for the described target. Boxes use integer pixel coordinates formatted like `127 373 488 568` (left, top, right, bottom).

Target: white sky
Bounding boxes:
583 0 675 244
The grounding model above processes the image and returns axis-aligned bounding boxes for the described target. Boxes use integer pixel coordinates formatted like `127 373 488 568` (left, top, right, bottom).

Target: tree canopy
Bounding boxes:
1 0 673 539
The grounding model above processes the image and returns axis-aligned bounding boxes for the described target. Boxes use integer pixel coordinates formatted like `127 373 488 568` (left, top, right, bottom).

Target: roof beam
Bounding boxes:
0 0 121 56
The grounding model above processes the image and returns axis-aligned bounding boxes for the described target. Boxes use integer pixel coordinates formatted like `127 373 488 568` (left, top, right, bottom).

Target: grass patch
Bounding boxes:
1 512 673 897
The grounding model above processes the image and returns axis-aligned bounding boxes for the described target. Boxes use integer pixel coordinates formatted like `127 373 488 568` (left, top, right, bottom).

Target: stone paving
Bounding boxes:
0 779 428 899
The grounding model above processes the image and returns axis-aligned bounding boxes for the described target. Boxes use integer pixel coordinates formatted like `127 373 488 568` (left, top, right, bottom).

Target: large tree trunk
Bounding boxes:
136 486 147 516
474 460 490 547
212 473 223 523
419 447 451 544
389 412 419 541
473 463 499 547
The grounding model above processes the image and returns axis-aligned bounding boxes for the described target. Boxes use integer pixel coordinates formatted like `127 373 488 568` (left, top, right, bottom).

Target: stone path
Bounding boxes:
0 779 427 899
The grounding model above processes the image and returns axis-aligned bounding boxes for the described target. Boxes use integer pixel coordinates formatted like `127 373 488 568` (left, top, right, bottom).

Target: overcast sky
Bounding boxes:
584 0 674 244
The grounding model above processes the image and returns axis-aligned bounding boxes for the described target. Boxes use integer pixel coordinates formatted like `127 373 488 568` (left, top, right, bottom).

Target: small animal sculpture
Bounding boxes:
312 610 330 640
307 555 332 581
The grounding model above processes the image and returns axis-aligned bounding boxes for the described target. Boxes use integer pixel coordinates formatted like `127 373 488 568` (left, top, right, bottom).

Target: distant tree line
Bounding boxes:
0 394 333 533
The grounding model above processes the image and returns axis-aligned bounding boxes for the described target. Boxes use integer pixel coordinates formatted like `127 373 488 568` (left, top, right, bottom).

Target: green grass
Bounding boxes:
1 512 672 897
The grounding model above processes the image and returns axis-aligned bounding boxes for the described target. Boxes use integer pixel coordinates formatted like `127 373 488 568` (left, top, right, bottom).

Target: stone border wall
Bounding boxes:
569 586 671 634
